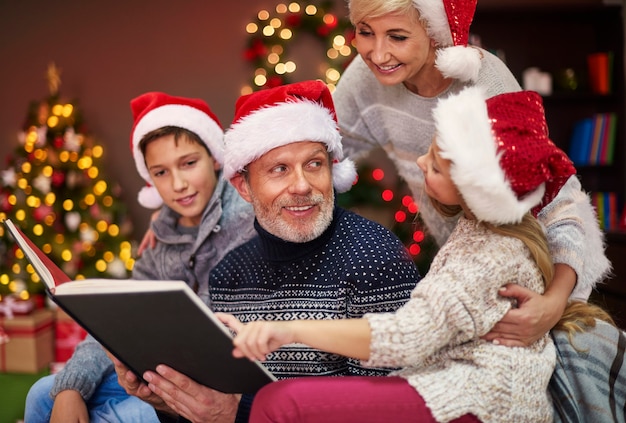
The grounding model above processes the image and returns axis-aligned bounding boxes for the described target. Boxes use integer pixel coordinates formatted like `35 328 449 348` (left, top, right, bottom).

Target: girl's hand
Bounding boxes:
217 312 296 361
232 320 295 361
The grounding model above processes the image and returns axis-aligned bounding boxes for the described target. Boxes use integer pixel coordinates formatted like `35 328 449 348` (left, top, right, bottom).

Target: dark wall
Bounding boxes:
0 0 349 240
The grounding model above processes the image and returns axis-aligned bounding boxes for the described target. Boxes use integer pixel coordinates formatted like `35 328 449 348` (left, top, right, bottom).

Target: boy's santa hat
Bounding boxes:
412 0 481 82
433 87 576 225
223 80 357 193
130 92 224 209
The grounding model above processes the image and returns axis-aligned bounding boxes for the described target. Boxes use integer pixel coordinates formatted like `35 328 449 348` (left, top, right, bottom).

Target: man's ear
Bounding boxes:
229 173 253 203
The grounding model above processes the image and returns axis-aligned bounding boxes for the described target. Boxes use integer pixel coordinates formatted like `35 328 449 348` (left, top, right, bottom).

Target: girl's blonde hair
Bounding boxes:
428 193 615 340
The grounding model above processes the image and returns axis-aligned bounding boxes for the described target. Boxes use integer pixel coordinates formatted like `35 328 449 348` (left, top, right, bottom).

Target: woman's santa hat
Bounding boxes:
433 87 576 225
130 92 224 209
223 80 357 193
412 0 481 82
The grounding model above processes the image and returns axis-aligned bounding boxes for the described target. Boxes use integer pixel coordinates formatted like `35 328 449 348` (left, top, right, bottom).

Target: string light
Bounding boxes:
242 1 356 93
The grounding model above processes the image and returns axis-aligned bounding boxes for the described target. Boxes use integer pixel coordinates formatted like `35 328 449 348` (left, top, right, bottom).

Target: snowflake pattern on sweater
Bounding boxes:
210 207 419 379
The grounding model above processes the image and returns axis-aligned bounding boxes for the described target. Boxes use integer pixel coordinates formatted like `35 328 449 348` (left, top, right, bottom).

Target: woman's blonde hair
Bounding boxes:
348 0 418 25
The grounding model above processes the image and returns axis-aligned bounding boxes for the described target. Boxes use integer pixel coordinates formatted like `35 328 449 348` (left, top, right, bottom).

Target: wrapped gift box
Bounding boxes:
54 308 88 363
0 308 54 373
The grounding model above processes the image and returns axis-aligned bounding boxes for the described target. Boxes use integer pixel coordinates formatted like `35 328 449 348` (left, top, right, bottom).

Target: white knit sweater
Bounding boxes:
334 50 611 298
363 218 555 423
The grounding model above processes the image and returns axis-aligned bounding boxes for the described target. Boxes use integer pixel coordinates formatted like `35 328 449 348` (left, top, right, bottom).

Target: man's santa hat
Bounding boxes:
433 87 576 225
130 92 224 209
412 0 481 82
223 80 357 193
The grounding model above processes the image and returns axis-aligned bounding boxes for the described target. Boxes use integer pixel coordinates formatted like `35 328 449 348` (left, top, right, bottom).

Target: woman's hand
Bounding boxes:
483 264 575 346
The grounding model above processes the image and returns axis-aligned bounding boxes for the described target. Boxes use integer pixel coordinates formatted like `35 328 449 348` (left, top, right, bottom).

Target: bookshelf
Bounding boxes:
472 1 626 328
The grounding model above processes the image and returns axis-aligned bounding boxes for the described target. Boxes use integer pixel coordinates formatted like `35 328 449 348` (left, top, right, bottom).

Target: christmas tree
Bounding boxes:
0 63 135 301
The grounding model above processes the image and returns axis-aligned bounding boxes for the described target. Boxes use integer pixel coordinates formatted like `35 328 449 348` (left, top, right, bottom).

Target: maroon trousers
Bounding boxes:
249 376 481 423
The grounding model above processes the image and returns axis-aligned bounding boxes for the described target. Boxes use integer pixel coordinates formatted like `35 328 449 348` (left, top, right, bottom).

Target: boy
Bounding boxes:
24 92 255 423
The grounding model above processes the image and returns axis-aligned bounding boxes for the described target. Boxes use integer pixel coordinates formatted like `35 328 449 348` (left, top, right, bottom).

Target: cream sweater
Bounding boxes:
334 50 611 298
364 218 555 423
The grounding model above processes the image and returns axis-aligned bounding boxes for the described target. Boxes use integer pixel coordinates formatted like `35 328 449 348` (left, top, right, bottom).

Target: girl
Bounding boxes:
219 87 614 422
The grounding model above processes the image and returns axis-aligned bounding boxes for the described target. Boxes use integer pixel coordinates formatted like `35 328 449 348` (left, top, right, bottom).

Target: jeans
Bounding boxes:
24 371 160 423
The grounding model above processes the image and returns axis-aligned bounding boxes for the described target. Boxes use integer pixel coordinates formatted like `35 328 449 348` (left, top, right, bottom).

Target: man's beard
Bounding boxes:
251 191 334 243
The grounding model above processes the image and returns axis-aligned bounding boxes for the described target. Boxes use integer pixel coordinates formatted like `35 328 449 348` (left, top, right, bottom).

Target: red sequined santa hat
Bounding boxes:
223 80 357 193
432 87 576 225
412 0 481 82
130 92 224 209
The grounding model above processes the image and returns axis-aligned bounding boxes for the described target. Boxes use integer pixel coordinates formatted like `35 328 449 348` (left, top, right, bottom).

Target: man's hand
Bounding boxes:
50 390 89 423
144 364 241 423
104 350 173 414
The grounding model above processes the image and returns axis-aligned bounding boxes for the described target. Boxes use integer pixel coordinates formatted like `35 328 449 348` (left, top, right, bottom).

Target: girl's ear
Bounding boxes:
230 173 253 203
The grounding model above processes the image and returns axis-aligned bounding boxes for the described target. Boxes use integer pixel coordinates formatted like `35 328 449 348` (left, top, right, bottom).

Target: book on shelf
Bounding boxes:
2 218 276 394
587 51 614 95
568 113 617 166
591 192 620 231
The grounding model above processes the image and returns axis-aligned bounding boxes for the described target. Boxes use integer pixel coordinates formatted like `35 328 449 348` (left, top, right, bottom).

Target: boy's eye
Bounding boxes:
152 169 166 178
184 159 197 167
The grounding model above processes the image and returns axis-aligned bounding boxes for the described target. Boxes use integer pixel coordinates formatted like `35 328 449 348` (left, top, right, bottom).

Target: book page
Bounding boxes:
2 218 68 290
54 279 189 295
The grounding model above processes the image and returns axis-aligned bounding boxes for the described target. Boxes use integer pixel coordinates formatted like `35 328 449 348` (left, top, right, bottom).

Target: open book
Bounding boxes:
3 218 276 394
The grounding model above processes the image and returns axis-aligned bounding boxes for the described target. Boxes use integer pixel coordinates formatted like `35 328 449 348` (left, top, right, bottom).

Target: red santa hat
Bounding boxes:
432 87 576 225
223 80 357 193
412 0 481 82
130 92 224 209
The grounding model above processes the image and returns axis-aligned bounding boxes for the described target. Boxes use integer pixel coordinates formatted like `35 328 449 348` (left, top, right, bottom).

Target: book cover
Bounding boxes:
587 52 610 95
604 113 618 165
568 118 594 166
2 219 276 394
589 114 605 165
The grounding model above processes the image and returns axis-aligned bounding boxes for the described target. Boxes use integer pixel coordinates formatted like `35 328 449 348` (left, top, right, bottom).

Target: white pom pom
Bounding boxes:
138 185 163 209
436 46 482 82
332 159 357 193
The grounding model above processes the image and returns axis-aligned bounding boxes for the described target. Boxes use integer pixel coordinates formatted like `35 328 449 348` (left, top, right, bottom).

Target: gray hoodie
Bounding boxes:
49 175 255 400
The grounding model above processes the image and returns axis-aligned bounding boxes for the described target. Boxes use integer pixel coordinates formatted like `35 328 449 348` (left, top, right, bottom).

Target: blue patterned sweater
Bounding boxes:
209 206 420 379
